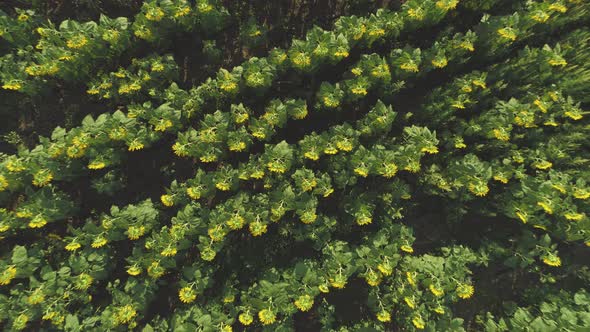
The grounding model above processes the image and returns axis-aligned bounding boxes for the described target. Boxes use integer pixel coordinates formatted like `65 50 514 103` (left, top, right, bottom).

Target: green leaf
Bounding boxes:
450 318 465 330
195 314 212 327
512 308 532 328
540 302 557 314
114 17 129 29
51 127 66 140
65 314 80 331
142 324 155 332
11 246 27 265
574 291 590 306
112 110 126 121
294 262 308 279
529 317 555 331
41 270 57 282
82 114 95 126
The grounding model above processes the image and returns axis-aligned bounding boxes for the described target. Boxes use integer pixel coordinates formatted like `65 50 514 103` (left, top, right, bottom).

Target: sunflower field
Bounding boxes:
0 0 589 331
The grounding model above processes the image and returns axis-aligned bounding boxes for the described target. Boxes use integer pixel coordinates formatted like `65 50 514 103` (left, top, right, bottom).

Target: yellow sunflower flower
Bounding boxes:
258 308 276 325
179 287 197 303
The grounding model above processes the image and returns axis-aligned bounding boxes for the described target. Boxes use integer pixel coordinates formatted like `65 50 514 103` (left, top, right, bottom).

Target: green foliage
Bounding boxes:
0 0 589 331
